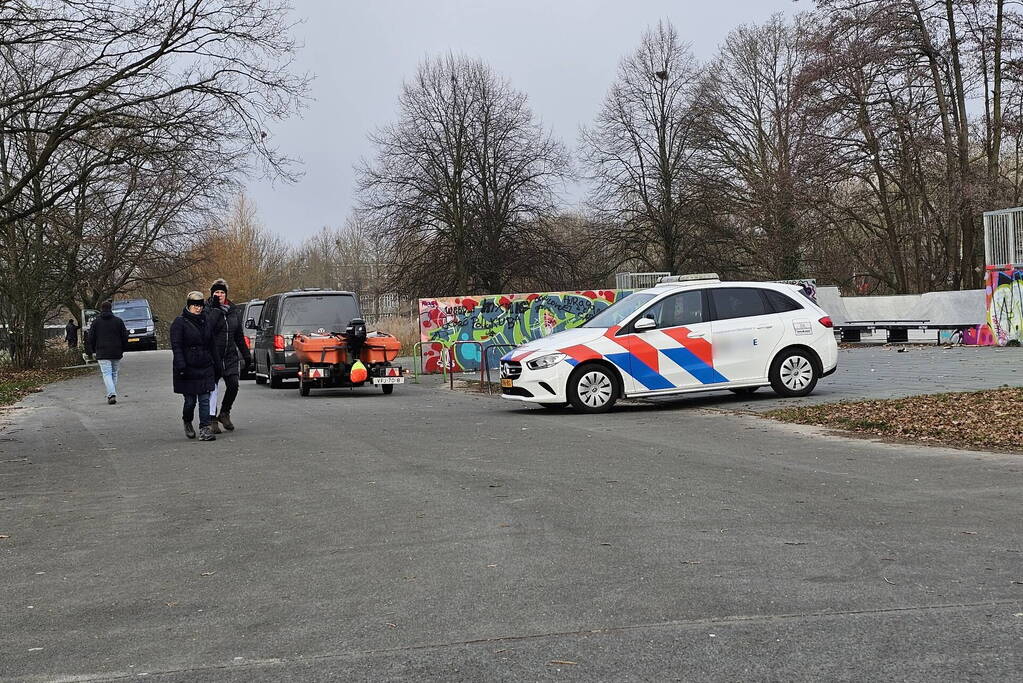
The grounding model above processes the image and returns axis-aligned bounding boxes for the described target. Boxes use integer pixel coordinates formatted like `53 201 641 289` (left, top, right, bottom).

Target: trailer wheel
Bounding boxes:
381 383 394 395
299 369 310 396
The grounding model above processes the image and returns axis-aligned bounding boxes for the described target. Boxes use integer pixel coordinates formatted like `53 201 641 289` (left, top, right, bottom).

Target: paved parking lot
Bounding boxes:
1 349 1021 681
631 345 1022 412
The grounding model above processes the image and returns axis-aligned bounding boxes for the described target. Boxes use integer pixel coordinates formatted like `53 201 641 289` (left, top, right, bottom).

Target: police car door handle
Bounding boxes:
688 332 707 339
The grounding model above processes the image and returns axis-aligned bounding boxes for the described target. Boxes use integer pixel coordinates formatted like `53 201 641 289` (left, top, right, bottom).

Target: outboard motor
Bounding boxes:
344 318 367 358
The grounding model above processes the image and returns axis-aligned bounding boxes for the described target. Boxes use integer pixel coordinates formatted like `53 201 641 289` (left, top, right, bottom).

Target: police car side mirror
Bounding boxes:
245 318 257 330
634 317 656 332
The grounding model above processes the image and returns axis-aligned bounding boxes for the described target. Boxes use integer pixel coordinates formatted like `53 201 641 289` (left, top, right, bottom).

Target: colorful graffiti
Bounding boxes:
986 265 1023 346
938 325 995 346
418 290 632 373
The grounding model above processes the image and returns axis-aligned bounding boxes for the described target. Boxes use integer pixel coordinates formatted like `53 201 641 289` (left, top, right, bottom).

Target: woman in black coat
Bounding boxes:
170 291 218 441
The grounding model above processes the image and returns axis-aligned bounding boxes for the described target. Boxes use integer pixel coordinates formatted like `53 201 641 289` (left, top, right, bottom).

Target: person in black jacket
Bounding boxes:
170 291 218 441
64 319 79 349
85 301 128 404
205 279 252 433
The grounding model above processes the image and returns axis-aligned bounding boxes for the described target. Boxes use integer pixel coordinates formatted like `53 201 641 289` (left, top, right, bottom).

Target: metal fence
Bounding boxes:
984 207 1023 267
615 272 671 290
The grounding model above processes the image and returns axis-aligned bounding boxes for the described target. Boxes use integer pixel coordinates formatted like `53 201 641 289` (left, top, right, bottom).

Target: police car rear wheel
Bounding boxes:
568 364 617 413
770 349 818 397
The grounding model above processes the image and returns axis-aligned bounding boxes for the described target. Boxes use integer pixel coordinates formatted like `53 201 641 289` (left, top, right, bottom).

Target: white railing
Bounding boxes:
984 207 1023 267
615 272 671 290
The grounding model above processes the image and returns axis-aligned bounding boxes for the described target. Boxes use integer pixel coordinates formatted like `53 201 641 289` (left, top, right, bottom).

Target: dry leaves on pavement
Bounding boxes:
767 387 1023 452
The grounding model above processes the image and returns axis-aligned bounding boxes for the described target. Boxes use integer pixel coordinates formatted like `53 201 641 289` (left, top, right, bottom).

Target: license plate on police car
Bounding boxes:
501 378 513 388
372 377 404 385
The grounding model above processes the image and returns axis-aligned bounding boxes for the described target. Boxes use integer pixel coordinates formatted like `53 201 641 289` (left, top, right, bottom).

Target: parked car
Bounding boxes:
250 289 361 388
111 298 158 351
239 299 264 379
499 274 838 413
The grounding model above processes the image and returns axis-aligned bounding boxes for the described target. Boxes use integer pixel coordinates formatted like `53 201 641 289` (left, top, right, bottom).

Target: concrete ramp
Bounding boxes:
839 290 985 325
814 286 852 324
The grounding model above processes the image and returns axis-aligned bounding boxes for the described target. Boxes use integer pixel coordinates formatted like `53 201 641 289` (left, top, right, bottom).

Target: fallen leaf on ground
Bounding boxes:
549 660 578 666
200 571 216 576
767 387 1023 452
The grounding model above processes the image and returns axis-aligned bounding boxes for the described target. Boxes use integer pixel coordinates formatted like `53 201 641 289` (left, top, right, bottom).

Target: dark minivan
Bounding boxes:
239 298 264 379
111 298 158 350
250 289 361 388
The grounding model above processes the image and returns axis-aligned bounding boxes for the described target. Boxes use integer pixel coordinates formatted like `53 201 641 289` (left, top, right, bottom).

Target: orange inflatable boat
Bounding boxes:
293 332 401 366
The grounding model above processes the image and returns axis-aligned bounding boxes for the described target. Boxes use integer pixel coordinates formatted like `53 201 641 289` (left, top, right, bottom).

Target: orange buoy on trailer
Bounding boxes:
350 359 368 383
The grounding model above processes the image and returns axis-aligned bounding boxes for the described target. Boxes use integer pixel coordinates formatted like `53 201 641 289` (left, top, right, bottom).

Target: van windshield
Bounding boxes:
582 293 656 328
112 305 151 321
280 295 359 334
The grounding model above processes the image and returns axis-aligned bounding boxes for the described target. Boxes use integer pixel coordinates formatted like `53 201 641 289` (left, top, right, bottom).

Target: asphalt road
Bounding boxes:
1 349 1021 681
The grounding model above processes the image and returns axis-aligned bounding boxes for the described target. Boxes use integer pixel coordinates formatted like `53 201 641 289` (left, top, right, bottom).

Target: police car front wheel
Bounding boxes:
568 363 618 413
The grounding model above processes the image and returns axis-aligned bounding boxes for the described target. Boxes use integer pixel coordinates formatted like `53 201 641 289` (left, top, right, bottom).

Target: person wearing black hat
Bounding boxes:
84 300 128 404
205 278 252 432
170 291 218 441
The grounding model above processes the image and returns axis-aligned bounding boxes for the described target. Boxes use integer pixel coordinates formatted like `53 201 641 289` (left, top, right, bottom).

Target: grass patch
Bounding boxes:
0 366 94 407
767 387 1023 451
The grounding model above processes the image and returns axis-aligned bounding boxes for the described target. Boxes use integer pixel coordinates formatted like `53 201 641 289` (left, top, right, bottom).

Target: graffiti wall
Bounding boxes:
418 290 631 373
987 265 1023 346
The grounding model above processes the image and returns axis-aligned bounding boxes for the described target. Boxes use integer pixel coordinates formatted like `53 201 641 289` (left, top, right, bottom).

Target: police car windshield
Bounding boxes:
582 293 657 328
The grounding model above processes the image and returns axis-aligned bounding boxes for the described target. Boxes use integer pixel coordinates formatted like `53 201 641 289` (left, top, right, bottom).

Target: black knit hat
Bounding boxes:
210 279 228 295
186 290 205 306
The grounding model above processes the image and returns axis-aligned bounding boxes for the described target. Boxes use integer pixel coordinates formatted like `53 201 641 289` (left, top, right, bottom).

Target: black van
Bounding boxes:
250 289 361 388
111 298 158 350
239 299 264 379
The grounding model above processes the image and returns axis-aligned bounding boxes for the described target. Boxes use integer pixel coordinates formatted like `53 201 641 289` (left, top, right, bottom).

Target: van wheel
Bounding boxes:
269 357 283 388
567 363 617 413
769 349 818 397
255 374 267 385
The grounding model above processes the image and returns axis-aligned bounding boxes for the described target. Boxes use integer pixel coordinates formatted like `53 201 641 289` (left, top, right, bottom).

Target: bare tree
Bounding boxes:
0 0 306 226
358 54 568 297
694 15 833 280
580 20 704 275
0 0 307 366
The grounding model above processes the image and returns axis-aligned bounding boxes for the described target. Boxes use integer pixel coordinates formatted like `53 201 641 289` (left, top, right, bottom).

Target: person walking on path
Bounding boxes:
84 301 128 404
170 291 218 441
205 279 252 433
64 319 79 349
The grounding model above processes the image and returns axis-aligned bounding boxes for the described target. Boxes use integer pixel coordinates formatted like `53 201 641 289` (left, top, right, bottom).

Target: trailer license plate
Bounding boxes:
501 378 513 388
372 377 404 385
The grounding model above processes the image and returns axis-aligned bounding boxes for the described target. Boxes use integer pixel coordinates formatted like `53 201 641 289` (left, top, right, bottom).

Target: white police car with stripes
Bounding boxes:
499 274 838 413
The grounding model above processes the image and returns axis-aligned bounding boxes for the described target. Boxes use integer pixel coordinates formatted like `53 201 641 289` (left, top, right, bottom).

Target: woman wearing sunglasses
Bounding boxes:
169 291 219 441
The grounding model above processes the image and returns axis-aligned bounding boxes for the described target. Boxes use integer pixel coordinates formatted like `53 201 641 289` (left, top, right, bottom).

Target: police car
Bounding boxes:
500 274 838 413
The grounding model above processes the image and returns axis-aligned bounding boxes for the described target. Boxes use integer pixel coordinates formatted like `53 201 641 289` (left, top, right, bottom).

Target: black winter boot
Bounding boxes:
219 412 234 431
184 420 196 439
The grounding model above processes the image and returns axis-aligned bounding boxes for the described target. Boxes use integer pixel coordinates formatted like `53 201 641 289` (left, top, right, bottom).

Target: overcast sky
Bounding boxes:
246 0 800 243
